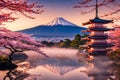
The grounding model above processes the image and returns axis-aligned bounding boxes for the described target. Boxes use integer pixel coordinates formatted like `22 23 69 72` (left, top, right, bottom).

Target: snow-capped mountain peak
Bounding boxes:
47 17 78 26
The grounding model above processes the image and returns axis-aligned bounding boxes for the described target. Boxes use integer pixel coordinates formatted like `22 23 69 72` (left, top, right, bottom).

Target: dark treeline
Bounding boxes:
41 34 87 49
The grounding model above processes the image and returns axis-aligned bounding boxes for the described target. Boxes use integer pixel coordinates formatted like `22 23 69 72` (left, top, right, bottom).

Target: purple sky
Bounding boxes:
5 0 120 31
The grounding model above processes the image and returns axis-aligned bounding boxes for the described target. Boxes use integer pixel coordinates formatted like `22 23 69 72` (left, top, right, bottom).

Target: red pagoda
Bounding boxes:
86 0 113 55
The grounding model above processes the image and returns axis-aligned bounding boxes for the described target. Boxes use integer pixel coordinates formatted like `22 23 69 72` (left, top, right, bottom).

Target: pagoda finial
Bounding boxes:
95 0 98 18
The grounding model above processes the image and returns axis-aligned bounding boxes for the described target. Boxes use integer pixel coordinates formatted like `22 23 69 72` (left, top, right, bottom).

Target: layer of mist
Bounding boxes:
0 47 114 80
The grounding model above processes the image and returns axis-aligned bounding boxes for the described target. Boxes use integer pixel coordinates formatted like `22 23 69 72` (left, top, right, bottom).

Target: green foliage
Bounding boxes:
59 39 71 48
75 34 81 40
0 56 8 63
70 34 86 48
58 34 86 48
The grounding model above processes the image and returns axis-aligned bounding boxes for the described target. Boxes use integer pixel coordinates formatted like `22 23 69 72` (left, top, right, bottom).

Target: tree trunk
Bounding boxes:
8 51 14 62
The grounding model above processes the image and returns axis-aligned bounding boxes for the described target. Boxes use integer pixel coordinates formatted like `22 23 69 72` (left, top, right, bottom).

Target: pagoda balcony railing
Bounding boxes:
89 34 107 36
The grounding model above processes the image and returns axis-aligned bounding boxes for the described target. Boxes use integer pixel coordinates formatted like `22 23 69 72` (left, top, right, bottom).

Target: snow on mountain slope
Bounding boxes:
47 17 78 26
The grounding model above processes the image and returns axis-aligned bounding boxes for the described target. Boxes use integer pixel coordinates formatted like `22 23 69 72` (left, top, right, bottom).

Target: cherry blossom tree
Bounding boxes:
0 1 45 74
0 27 48 61
0 0 44 56
0 0 43 25
107 27 120 80
0 0 44 59
108 27 120 50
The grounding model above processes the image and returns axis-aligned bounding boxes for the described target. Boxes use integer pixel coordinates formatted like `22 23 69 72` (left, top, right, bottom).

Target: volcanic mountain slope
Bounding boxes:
19 17 86 40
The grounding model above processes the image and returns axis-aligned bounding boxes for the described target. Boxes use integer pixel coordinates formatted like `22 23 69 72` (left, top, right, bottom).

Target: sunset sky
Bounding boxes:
4 0 120 31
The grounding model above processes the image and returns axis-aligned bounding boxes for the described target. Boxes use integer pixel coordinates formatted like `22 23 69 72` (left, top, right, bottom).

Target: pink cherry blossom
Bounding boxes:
108 27 120 50
0 0 43 25
0 27 48 58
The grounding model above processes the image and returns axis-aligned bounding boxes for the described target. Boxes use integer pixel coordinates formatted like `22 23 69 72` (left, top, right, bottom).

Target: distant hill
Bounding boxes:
19 17 87 41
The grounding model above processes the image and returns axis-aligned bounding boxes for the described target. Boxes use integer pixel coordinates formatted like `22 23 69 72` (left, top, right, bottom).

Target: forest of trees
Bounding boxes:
58 34 87 48
41 34 87 49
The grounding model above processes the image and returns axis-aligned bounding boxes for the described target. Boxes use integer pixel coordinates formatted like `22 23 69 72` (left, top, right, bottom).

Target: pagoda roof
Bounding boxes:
88 36 108 39
89 27 112 31
90 17 113 23
89 44 113 47
83 17 113 25
89 51 107 55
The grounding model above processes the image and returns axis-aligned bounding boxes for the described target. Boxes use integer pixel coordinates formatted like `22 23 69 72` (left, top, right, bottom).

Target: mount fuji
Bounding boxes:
19 17 86 41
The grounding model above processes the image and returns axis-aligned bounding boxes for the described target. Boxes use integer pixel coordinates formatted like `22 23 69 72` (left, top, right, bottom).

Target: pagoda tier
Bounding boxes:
89 44 113 47
83 17 113 25
88 36 108 39
89 27 112 31
86 17 113 55
90 17 113 23
87 47 108 55
89 51 107 55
